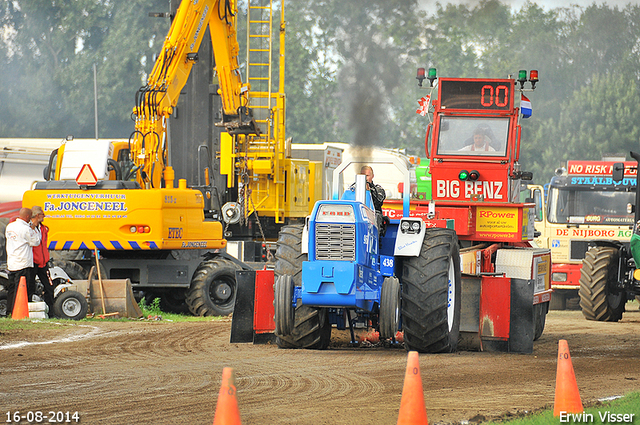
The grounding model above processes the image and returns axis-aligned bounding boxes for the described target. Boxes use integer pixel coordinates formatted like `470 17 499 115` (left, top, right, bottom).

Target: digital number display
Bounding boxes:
439 79 513 111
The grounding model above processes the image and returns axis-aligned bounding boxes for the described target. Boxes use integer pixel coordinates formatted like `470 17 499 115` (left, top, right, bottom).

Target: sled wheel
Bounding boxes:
533 302 548 341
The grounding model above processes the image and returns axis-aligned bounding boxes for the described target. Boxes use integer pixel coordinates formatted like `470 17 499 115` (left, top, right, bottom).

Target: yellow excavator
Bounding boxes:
23 0 322 316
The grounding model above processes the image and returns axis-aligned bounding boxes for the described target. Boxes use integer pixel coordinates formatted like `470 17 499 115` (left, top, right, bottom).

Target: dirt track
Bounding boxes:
1 308 639 425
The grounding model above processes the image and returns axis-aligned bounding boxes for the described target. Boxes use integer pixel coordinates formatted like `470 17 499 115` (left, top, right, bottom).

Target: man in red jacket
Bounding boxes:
31 206 55 315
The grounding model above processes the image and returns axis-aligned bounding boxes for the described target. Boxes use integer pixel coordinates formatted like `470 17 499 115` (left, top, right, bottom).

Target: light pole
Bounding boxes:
93 63 99 140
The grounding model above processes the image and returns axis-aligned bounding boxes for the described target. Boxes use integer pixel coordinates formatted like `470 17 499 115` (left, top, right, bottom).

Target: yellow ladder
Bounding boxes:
247 0 274 145
244 0 288 223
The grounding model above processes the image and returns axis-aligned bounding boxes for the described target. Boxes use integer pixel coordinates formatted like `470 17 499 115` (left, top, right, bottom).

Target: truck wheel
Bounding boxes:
533 302 548 340
0 289 7 317
158 289 190 314
380 276 401 340
579 247 626 322
53 290 88 320
51 260 89 281
402 228 461 353
186 258 240 316
274 225 331 349
50 250 84 261
143 291 161 308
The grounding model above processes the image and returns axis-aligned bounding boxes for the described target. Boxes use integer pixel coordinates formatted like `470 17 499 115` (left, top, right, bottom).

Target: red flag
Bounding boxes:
416 95 430 116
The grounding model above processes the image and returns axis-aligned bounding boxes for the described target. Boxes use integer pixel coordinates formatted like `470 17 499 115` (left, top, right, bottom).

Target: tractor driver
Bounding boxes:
459 127 496 152
360 165 387 235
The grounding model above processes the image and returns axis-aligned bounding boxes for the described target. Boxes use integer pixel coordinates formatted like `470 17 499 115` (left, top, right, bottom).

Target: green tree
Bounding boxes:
93 0 170 138
283 0 343 144
0 0 167 138
538 73 640 182
5 0 640 186
513 4 640 183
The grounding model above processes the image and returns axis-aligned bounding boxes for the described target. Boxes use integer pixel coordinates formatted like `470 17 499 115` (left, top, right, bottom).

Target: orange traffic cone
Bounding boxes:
397 351 429 425
11 276 29 320
212 367 242 425
553 339 584 416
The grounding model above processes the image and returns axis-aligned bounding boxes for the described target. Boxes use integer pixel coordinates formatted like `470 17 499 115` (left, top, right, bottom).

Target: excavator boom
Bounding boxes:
132 0 254 188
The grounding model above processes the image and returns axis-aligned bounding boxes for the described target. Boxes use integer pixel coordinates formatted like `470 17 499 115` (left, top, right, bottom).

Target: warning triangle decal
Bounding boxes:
76 164 98 186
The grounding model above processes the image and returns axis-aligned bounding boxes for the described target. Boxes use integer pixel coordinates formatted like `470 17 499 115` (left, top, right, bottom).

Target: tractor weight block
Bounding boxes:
230 270 256 343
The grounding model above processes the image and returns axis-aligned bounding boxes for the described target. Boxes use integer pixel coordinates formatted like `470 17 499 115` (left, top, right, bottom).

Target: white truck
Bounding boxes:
525 159 635 309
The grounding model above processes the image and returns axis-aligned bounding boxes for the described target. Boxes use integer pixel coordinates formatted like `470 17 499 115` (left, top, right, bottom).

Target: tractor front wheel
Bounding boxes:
274 274 294 337
380 276 401 340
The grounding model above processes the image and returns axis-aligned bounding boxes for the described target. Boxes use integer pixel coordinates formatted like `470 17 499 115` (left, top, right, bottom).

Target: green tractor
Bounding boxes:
578 151 640 321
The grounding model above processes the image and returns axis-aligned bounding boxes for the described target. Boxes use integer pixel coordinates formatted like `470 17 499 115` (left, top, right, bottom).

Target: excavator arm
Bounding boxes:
128 0 312 226
131 0 255 188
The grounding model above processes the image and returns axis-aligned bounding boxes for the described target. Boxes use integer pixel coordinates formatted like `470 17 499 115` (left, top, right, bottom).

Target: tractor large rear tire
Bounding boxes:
579 247 626 322
186 258 240 316
274 225 331 349
402 228 461 353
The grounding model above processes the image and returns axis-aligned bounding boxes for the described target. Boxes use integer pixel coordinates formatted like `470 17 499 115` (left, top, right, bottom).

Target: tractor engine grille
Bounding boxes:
315 223 356 261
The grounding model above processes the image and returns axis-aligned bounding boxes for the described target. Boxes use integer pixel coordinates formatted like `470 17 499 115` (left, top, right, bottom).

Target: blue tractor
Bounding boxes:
273 158 461 353
240 73 549 354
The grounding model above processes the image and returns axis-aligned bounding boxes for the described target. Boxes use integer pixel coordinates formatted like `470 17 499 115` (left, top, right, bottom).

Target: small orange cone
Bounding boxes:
212 367 242 425
397 351 429 425
11 276 29 320
553 340 584 416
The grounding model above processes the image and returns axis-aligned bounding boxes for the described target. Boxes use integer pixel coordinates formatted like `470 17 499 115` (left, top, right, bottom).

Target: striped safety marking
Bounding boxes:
48 240 161 250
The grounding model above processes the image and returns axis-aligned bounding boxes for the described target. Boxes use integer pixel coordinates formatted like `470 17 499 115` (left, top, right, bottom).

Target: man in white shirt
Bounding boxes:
5 207 41 317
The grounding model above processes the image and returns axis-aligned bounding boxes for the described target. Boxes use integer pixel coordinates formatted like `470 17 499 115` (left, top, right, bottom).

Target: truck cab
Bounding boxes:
525 161 635 309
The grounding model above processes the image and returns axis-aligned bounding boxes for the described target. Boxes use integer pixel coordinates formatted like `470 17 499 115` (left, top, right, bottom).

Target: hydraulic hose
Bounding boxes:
107 158 123 181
